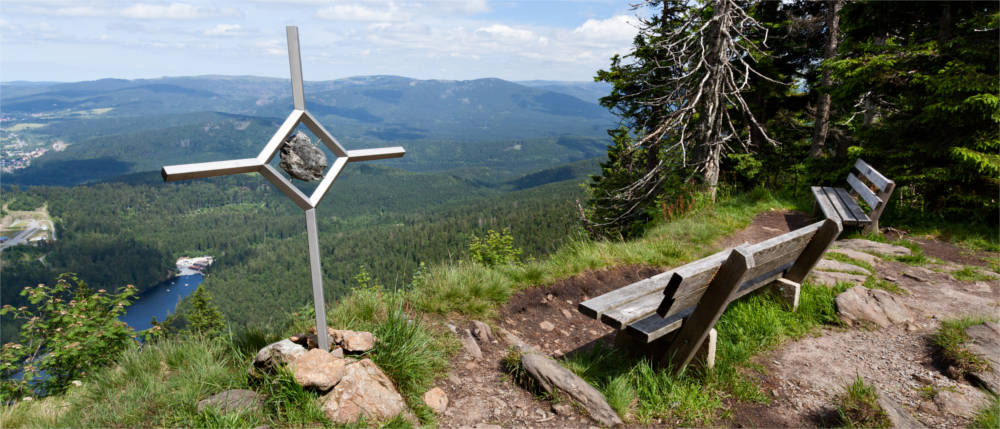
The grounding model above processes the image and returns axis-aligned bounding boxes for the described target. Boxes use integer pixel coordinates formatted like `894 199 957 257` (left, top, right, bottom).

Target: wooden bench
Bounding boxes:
812 159 895 234
578 218 842 373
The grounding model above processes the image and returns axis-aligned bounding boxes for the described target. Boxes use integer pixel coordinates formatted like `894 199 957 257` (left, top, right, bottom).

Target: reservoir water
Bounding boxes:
119 273 203 332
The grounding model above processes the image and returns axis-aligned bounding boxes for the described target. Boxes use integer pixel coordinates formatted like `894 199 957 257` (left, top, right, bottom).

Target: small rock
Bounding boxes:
255 339 307 368
328 329 376 353
918 400 939 415
279 131 327 181
902 272 929 282
461 329 483 360
330 347 345 358
561 309 574 319
539 321 555 332
828 248 881 265
320 359 411 424
816 258 872 275
197 389 264 414
471 320 492 342
552 403 573 416
965 322 1000 394
445 322 458 334
422 387 448 413
934 390 980 418
808 271 868 288
289 348 347 391
834 239 911 257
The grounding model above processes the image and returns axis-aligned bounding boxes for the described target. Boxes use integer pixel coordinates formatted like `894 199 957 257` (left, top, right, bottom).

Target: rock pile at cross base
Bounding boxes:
251 327 416 425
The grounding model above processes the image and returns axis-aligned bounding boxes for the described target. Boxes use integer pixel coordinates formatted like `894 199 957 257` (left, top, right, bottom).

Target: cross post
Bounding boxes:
161 26 404 350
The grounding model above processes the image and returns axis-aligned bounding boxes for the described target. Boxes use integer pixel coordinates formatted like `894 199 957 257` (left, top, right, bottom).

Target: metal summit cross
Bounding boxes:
161 26 405 350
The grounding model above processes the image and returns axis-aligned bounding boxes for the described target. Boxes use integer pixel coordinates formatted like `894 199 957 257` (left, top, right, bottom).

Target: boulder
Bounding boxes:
876 394 925 429
422 387 448 413
197 389 263 414
836 286 913 328
279 131 327 181
289 348 347 391
815 259 871 276
255 339 307 368
933 390 980 418
827 248 881 265
807 271 868 288
965 322 1000 395
834 239 911 257
460 329 482 360
320 358 410 424
328 329 376 353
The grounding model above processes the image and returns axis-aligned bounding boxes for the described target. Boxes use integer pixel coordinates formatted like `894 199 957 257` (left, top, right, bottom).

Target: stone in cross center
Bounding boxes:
161 26 405 350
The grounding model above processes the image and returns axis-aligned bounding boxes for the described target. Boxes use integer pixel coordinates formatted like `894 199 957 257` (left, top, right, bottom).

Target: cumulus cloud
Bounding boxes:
475 24 540 43
205 23 242 36
316 3 407 22
121 3 210 20
572 15 638 42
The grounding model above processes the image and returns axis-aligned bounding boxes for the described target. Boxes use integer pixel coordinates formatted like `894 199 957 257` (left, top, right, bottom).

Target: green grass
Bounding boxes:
931 317 996 376
952 266 995 282
970 396 1000 429
411 191 793 320
835 376 890 428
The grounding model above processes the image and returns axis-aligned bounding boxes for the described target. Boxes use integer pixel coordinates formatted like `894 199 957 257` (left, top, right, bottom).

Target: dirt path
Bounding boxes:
434 211 999 428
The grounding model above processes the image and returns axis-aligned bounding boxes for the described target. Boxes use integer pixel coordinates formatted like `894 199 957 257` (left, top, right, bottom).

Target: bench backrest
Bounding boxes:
848 159 895 217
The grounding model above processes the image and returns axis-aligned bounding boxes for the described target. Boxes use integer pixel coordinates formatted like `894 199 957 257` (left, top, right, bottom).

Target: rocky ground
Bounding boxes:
433 210 1000 428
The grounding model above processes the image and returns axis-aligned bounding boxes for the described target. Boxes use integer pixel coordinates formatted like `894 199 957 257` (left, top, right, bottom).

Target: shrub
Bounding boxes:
0 274 137 400
468 229 522 267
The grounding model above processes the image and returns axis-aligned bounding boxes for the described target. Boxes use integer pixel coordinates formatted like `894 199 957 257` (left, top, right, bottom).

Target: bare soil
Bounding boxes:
434 210 1000 428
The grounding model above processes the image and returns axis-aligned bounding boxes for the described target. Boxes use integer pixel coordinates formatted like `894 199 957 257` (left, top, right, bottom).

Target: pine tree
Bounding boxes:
186 285 226 337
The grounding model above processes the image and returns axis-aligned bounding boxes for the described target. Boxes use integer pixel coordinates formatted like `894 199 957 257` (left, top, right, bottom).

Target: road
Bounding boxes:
0 226 41 251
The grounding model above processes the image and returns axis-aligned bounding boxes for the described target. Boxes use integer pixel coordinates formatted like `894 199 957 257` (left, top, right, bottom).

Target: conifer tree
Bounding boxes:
186 285 226 337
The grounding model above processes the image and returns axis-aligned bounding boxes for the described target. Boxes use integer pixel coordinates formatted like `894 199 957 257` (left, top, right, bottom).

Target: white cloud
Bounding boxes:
53 6 104 16
438 0 489 14
316 3 407 22
572 15 638 42
205 23 242 36
121 3 210 20
474 24 540 43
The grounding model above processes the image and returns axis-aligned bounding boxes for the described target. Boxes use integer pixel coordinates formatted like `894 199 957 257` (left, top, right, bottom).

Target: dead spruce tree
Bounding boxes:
588 0 779 237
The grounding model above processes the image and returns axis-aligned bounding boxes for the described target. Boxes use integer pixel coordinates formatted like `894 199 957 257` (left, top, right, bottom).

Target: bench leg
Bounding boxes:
695 328 717 369
773 278 801 312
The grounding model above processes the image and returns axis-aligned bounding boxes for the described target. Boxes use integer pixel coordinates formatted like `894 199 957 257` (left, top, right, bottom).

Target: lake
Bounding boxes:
119 273 203 332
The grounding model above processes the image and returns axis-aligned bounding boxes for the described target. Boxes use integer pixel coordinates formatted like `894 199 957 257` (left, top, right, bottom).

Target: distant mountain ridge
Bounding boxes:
3 75 616 187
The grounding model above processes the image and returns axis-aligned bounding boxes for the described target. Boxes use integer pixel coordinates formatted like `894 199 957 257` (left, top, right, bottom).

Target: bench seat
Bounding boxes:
812 186 871 226
579 219 842 369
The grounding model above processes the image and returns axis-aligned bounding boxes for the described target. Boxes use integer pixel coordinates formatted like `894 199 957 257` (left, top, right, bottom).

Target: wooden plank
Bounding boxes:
578 270 676 319
626 306 694 342
832 187 871 223
848 174 881 209
854 159 892 190
731 261 794 300
811 186 841 223
601 292 664 329
785 218 843 283
661 246 754 373
745 221 821 267
823 186 861 225
655 250 730 316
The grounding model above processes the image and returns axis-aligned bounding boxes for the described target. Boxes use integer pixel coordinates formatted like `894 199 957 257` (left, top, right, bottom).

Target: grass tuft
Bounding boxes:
931 317 995 376
952 266 995 282
834 376 890 428
971 396 1000 429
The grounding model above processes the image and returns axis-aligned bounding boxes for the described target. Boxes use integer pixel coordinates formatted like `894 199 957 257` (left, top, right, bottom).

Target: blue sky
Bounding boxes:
1 0 647 83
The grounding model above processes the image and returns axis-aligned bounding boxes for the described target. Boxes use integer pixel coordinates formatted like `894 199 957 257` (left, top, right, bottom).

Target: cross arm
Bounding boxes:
346 147 406 162
161 158 262 182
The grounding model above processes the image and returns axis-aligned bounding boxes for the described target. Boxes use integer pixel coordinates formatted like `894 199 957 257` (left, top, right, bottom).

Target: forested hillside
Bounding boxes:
1 161 593 337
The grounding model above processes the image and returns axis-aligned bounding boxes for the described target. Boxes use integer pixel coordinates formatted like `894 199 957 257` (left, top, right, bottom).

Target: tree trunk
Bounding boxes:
700 0 731 201
808 0 844 158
